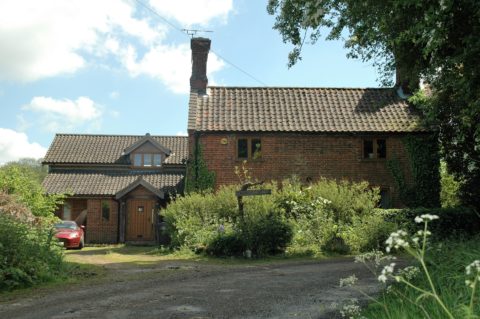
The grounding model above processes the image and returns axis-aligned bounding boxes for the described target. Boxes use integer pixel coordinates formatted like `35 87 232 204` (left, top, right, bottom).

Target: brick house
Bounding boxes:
42 134 187 243
187 38 429 207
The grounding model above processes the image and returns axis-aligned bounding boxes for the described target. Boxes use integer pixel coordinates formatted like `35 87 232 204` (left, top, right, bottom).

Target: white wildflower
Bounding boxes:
378 263 396 283
415 214 439 223
340 299 363 319
465 260 480 288
385 230 410 251
340 275 358 287
416 230 432 237
465 260 480 275
378 274 388 283
398 266 420 281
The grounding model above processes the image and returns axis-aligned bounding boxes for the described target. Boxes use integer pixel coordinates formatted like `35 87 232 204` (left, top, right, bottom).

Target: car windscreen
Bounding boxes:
54 223 77 230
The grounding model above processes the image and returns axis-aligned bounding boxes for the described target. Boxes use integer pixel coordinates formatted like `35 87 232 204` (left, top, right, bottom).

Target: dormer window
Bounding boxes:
134 154 142 166
133 153 162 167
153 154 161 166
124 134 171 168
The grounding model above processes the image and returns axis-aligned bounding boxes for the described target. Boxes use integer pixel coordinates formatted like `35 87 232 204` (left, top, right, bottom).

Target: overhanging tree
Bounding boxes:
268 0 480 208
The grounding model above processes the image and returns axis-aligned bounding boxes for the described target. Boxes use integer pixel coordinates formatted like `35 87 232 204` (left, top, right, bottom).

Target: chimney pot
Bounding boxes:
190 37 211 95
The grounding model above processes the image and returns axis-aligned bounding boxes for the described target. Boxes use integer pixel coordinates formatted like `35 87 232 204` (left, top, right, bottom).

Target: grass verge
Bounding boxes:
0 262 105 302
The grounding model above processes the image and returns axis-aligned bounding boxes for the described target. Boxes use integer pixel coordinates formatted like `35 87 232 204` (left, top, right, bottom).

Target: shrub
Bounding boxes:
0 194 64 291
206 232 246 257
164 183 292 256
276 178 383 254
383 207 480 239
440 161 461 208
166 178 407 256
163 187 237 250
242 213 293 256
0 166 65 219
340 211 396 253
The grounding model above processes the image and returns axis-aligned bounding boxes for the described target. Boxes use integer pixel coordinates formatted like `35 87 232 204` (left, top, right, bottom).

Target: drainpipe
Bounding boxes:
194 132 200 185
113 198 123 244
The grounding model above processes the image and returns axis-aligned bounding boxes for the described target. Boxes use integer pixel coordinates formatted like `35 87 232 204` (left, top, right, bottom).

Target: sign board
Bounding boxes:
236 189 271 197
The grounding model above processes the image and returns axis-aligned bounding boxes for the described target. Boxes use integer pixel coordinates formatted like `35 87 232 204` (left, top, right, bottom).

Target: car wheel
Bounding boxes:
78 236 85 250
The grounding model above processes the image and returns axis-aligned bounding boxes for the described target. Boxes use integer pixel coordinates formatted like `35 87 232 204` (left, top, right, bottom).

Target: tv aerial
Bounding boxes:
182 29 213 38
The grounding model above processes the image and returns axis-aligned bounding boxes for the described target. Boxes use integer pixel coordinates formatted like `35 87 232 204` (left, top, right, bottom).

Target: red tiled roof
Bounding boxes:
43 134 188 165
188 87 426 133
42 172 183 196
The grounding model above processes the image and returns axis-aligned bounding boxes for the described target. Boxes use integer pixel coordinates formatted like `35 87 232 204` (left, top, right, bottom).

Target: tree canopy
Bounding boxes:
268 0 480 208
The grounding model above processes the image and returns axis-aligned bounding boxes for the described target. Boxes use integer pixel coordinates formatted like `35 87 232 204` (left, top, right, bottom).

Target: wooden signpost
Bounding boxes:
235 181 271 221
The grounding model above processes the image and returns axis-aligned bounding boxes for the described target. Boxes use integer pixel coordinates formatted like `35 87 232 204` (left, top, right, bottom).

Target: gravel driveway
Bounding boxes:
0 258 382 319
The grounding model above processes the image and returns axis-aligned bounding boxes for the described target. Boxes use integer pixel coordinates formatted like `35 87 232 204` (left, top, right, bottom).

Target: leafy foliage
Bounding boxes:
185 143 215 194
268 0 480 209
276 178 390 254
166 178 389 256
0 193 64 291
387 135 440 207
383 207 480 240
0 165 65 219
2 158 48 184
440 161 461 208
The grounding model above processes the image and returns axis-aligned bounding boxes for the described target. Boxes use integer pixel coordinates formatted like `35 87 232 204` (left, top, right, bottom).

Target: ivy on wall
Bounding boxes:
387 134 441 207
184 142 215 194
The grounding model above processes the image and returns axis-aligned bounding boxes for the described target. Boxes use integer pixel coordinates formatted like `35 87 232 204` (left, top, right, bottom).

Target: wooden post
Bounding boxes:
235 181 271 223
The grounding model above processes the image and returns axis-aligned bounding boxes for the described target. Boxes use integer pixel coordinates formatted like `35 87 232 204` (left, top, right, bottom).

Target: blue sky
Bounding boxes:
0 0 381 164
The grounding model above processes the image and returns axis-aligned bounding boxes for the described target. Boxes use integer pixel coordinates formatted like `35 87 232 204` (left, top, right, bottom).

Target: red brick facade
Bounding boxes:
191 132 420 207
56 198 119 244
85 199 119 244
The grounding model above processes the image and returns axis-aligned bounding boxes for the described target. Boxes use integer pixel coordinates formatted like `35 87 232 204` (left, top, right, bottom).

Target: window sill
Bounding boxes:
235 158 264 163
360 158 387 162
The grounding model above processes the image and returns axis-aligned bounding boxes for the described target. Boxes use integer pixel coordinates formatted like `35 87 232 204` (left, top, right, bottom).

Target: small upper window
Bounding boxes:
377 139 387 158
363 140 374 159
144 154 152 167
363 139 387 159
251 138 262 159
153 154 161 166
237 138 262 160
238 139 248 159
133 153 162 167
134 154 142 166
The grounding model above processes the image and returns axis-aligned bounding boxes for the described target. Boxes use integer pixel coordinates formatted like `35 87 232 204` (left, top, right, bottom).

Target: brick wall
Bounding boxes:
193 132 421 207
85 198 118 244
54 199 87 221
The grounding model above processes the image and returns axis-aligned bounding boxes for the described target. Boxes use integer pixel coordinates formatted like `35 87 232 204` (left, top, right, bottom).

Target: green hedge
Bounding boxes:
383 207 480 239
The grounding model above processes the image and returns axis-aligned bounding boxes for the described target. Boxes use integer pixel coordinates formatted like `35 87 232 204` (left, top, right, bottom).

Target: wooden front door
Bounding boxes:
126 199 156 241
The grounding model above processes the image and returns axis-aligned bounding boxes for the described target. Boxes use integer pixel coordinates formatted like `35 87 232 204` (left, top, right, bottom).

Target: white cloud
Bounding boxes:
22 96 103 132
0 0 166 82
148 0 233 26
176 131 188 136
123 43 225 94
0 0 230 93
0 128 46 164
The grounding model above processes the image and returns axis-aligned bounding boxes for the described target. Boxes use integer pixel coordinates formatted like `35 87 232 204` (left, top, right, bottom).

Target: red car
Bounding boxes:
54 221 85 249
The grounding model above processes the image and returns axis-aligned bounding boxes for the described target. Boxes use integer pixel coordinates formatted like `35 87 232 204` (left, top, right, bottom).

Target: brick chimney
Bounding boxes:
190 37 211 95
